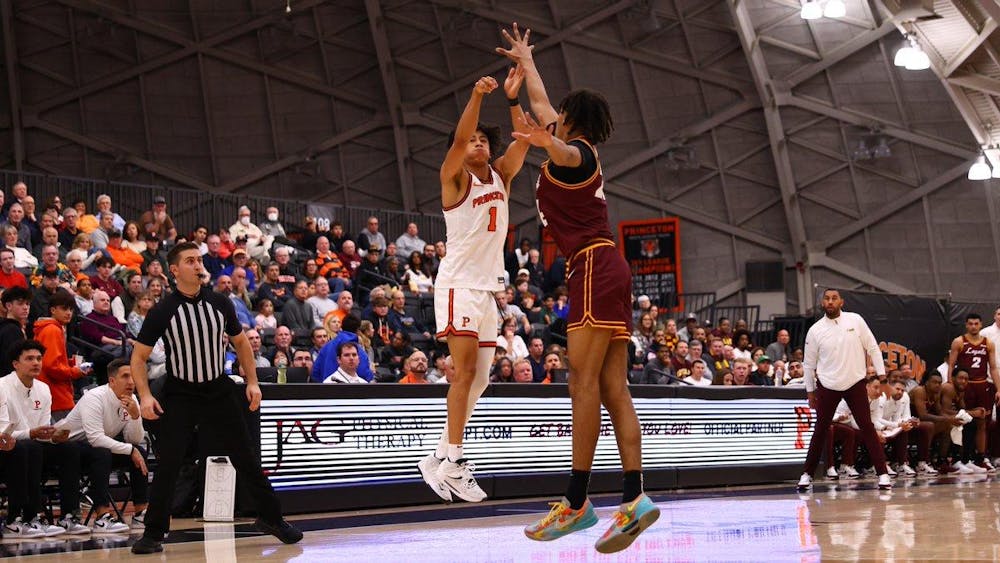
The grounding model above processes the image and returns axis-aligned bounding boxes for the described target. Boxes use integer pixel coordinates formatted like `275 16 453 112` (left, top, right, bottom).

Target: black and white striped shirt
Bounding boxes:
136 287 242 383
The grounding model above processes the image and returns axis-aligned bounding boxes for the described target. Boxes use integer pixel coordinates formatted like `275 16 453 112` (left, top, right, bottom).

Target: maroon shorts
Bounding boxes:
566 240 633 341
964 379 996 411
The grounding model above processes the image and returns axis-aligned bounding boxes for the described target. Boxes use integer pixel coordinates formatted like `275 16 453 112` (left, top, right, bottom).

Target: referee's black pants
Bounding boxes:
143 376 282 540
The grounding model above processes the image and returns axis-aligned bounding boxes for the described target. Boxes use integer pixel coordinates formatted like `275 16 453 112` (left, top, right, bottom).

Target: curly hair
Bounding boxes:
557 89 614 144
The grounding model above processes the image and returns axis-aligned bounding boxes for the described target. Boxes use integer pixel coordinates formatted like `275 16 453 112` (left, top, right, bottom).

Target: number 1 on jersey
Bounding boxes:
487 206 498 232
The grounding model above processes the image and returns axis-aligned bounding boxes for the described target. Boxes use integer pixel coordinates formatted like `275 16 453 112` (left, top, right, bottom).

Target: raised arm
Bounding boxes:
440 76 498 207
497 23 558 125
512 113 582 168
493 64 530 188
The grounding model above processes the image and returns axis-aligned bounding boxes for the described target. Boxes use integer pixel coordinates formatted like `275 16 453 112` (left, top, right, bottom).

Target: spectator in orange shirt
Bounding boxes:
398 350 430 384
35 289 92 419
105 230 144 273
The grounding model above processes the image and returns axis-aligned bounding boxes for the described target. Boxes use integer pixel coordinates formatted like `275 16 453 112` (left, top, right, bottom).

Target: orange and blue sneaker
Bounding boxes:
524 497 598 541
594 493 660 553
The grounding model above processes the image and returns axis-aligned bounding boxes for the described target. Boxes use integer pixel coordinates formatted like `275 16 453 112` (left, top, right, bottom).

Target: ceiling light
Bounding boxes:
851 140 870 161
824 0 846 18
801 0 823 20
969 154 992 181
895 35 931 70
872 137 891 159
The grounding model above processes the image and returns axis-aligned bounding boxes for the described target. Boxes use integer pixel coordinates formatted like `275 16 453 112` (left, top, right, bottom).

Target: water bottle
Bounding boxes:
276 359 287 385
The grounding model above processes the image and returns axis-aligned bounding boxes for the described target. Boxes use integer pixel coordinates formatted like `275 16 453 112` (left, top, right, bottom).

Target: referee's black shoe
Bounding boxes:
131 536 163 554
255 518 304 544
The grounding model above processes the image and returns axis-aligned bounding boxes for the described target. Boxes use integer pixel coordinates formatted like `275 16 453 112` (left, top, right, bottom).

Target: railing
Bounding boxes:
70 314 129 359
673 292 717 323
0 169 446 248
713 305 760 333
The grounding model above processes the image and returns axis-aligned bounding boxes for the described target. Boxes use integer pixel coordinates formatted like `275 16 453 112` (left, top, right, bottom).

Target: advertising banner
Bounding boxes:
259 395 811 489
618 218 682 308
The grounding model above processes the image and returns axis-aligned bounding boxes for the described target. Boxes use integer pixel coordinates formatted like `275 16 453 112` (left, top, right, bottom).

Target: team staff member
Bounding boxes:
797 288 892 491
129 242 302 555
59 358 149 533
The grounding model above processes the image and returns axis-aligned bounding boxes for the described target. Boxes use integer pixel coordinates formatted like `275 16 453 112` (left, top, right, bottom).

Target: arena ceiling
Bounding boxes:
1 0 998 308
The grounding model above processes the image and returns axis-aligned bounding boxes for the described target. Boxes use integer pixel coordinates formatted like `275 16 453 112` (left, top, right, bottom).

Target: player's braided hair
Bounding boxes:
557 89 614 144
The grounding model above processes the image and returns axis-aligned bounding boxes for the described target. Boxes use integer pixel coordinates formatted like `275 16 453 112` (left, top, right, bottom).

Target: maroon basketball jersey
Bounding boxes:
535 139 613 258
958 336 990 381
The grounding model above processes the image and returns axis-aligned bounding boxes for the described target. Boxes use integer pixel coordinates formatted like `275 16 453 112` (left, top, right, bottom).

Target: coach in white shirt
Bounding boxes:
980 306 1000 368
59 358 147 532
797 288 892 491
0 340 85 536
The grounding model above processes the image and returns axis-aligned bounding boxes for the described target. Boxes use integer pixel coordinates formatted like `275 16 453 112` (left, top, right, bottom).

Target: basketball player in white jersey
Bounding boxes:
417 67 530 502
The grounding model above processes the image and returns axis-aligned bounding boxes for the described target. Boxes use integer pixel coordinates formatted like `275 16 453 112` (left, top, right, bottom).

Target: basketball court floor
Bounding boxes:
5 475 1000 561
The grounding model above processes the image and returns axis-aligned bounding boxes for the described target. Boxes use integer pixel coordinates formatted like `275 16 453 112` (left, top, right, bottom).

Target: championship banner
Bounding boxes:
618 218 682 308
840 291 950 377
259 395 810 490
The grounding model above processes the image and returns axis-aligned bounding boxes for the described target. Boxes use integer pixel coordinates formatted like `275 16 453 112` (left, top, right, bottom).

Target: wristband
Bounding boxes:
508 97 519 107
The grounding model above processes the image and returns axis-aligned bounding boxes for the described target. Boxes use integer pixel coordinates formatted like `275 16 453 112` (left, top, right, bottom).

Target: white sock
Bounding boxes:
434 443 448 460
447 444 463 463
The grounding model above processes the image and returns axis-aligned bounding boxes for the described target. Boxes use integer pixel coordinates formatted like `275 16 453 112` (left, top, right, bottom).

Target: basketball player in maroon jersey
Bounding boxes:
498 24 658 553
946 313 999 471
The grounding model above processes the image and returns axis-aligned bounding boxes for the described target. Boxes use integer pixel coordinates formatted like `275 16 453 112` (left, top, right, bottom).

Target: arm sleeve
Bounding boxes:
802 327 819 393
122 397 145 446
111 297 126 324
859 315 886 376
81 399 133 455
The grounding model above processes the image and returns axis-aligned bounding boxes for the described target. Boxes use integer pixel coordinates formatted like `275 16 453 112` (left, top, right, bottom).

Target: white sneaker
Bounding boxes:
436 458 487 502
885 465 897 478
57 514 91 535
982 459 997 474
3 517 46 539
967 461 988 474
916 461 939 475
898 463 917 477
417 454 452 502
130 509 146 531
796 473 812 490
954 461 975 475
841 464 861 479
825 466 839 480
91 513 130 534
877 474 892 490
30 517 65 537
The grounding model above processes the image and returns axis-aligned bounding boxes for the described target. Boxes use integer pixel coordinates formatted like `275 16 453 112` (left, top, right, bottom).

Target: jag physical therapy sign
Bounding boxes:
618 218 682 308
258 396 812 490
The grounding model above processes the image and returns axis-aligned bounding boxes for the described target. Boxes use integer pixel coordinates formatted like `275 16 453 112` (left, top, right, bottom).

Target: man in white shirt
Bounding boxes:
797 288 892 491
980 306 1000 367
323 342 367 384
0 363 43 538
59 358 147 533
882 379 920 476
687 360 712 387
395 223 427 257
0 340 84 537
307 277 337 328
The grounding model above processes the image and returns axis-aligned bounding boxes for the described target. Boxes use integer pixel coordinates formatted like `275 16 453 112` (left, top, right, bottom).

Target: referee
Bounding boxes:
130 242 302 555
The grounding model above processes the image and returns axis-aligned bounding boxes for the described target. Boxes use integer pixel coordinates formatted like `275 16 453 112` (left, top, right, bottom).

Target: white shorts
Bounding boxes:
434 288 498 346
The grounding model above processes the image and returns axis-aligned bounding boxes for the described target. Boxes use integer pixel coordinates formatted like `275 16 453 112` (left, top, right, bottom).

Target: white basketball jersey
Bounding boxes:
435 167 508 291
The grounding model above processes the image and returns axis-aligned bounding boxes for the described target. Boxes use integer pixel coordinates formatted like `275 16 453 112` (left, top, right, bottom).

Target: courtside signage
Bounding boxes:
259 396 812 489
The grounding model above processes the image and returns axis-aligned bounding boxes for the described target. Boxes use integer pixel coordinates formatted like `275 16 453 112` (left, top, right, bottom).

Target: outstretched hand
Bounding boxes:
496 22 534 62
511 113 554 147
474 76 498 95
504 64 526 100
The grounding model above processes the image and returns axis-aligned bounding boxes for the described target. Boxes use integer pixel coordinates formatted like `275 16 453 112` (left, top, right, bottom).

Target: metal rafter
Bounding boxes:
3 0 25 171
728 0 808 311
365 0 416 211
782 20 896 88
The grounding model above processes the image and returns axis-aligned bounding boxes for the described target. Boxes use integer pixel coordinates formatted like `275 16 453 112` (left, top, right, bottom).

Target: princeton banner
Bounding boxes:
259 395 811 490
840 291 950 377
618 218 682 308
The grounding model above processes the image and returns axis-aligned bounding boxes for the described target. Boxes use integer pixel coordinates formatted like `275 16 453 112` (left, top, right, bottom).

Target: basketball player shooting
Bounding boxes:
417 66 530 503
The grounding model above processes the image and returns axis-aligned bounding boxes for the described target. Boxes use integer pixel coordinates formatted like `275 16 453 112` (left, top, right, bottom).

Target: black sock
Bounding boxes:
565 470 591 510
622 471 643 504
